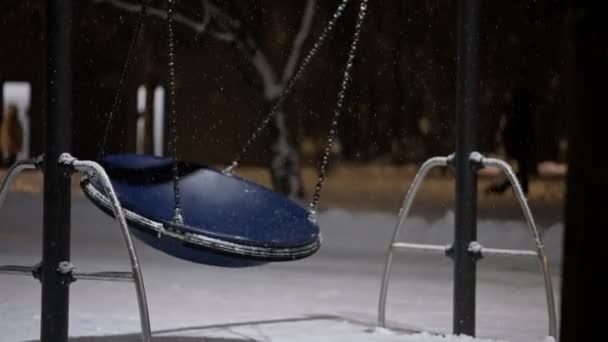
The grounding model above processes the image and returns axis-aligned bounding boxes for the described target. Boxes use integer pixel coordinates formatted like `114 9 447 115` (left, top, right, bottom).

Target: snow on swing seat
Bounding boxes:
81 154 321 267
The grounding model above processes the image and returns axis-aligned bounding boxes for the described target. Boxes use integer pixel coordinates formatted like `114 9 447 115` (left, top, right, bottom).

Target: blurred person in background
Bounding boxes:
1 103 24 166
486 81 533 195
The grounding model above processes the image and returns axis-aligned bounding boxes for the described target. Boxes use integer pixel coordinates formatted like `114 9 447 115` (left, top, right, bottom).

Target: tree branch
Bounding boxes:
91 0 312 196
282 0 317 84
93 0 317 101
93 0 215 37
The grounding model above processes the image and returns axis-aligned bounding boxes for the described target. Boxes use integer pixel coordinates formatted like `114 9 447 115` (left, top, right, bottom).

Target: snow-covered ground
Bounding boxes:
0 193 562 342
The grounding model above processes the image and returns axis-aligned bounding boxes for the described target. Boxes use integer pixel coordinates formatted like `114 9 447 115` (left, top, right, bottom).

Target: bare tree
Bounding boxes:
95 0 319 199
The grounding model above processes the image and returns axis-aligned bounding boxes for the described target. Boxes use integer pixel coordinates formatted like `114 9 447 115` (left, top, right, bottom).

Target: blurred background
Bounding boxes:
1 0 568 200
2 1 605 341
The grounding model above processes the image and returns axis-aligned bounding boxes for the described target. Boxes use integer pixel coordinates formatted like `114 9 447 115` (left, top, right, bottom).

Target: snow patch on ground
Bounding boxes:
65 319 513 342
1 199 561 342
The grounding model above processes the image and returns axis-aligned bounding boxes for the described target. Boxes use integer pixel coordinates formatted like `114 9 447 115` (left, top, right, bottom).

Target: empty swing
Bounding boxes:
82 0 369 267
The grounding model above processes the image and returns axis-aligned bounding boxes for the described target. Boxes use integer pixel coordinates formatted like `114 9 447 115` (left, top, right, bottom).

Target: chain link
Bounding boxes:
98 1 148 159
166 0 183 223
225 0 352 173
309 0 368 220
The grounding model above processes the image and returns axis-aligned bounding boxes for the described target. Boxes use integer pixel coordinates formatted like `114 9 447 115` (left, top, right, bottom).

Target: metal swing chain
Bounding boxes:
166 0 183 224
309 0 368 219
98 0 148 159
225 0 352 173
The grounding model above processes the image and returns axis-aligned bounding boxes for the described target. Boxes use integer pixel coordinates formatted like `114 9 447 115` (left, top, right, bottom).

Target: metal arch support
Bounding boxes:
0 156 44 208
59 154 152 342
1 155 152 342
473 153 558 339
377 152 557 339
0 157 45 285
377 155 451 327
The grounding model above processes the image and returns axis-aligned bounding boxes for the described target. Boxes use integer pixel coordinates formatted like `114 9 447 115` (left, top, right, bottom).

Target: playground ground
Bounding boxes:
0 164 564 342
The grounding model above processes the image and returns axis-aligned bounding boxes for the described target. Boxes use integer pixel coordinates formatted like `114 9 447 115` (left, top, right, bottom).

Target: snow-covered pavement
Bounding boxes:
0 193 562 342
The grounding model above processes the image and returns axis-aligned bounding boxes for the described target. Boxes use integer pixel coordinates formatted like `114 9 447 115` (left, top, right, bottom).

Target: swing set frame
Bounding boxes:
0 0 556 341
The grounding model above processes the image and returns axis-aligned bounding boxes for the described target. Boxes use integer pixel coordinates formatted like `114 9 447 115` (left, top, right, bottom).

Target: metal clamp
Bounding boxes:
57 261 77 284
467 241 483 261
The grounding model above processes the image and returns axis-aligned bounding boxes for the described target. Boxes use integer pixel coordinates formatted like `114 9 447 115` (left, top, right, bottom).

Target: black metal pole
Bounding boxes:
41 1 72 341
453 0 479 336
561 3 608 341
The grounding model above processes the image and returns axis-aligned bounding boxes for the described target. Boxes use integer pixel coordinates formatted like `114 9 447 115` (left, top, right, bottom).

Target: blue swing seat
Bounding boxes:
81 154 321 267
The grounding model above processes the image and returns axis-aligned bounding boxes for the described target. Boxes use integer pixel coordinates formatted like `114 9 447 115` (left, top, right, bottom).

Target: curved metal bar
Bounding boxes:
0 264 38 277
475 246 537 258
478 155 558 339
73 271 134 282
59 154 152 342
378 156 450 327
0 157 43 208
392 242 451 254
0 265 133 282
